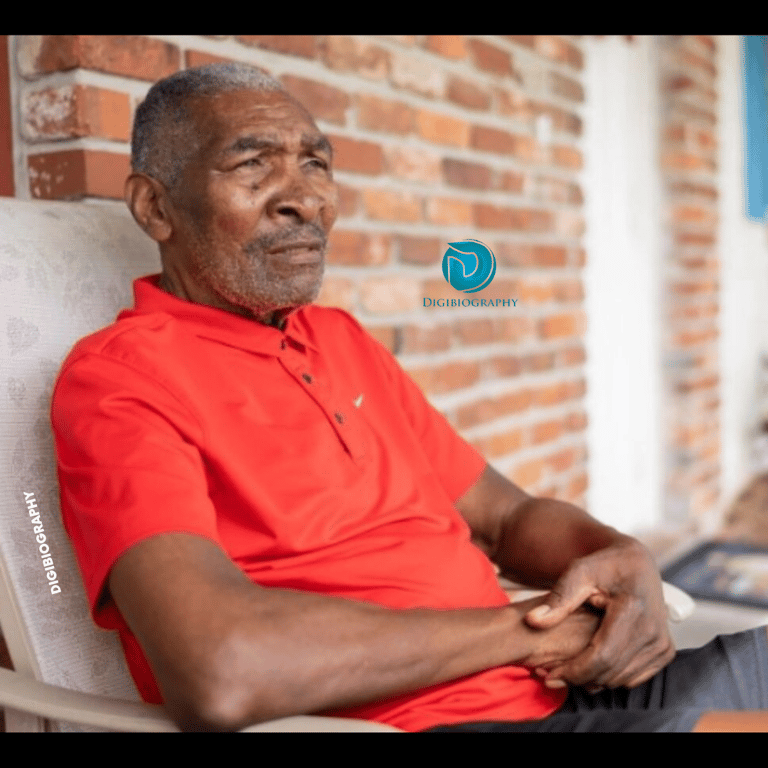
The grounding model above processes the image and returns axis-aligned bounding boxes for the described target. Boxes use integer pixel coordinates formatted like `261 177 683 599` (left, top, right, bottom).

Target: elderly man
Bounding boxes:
51 63 768 732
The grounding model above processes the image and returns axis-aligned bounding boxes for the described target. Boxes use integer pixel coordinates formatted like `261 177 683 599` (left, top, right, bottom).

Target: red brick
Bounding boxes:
390 51 445 98
555 279 585 302
549 71 584 102
23 85 131 142
424 36 467 59
363 189 422 222
447 76 492 111
680 49 717 79
356 94 414 134
497 170 526 193
522 352 556 373
28 149 129 200
336 184 359 217
30 35 179 81
456 389 532 428
671 280 717 296
490 355 522 378
566 472 588 499
328 134 384 174
407 361 481 395
668 74 696 91
483 429 525 458
538 312 586 339
548 106 582 136
398 236 442 266
552 145 583 169
401 324 452 353
361 276 420 313
474 203 553 232
0 36 11 196
385 146 442 183
454 318 495 345
496 88 536 122
322 36 390 80
561 345 586 367
518 280 555 303
546 448 579 472
467 39 513 76
280 75 350 125
564 411 588 432
511 458 545 489
236 35 317 58
365 325 398 353
442 158 493 190
675 232 716 246
415 109 471 147
185 50 242 68
426 197 473 226
471 125 516 154
316 277 355 311
327 230 390 266
531 419 563 445
669 181 717 199
533 245 568 267
505 36 536 50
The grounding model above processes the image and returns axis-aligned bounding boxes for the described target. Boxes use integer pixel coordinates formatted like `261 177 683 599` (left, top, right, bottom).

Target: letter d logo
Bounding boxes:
442 240 496 293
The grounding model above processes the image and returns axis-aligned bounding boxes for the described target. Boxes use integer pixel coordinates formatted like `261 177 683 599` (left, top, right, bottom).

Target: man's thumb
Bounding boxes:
524 585 595 628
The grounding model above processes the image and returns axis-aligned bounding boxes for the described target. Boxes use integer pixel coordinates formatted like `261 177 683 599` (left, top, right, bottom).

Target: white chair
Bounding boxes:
0 197 693 732
0 197 398 732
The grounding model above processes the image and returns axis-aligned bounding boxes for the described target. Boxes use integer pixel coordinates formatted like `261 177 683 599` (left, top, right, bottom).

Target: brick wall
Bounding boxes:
9 34 589 506
658 35 721 526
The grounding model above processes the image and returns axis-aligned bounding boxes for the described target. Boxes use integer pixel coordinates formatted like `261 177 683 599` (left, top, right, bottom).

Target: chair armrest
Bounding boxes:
662 581 695 622
0 667 401 732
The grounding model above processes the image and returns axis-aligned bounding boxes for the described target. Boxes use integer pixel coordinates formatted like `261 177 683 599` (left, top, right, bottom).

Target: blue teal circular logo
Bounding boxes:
441 239 496 293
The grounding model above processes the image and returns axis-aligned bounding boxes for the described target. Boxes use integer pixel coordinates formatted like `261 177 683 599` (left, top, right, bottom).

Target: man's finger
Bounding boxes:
524 581 602 628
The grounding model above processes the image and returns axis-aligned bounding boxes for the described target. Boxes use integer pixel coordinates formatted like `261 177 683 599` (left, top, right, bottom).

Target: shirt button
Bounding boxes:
334 411 345 424
302 373 313 384
280 340 287 350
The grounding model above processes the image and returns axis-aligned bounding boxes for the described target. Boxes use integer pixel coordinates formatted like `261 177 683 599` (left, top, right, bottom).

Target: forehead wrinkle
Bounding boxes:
221 131 332 158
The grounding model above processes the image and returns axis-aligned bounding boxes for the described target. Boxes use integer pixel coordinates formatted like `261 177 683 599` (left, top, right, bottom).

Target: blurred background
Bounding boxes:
2 34 767 556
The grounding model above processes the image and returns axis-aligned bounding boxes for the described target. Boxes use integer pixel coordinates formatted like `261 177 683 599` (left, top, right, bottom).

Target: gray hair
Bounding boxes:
131 63 290 189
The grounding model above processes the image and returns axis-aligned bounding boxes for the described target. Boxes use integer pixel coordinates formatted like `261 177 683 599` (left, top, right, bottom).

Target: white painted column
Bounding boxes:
581 36 664 533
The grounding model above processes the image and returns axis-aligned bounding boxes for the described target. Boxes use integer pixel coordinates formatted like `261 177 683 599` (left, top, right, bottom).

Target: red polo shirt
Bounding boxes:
51 275 566 731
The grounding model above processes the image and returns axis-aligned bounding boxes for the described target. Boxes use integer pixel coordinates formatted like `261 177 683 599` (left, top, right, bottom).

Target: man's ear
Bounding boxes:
124 173 174 243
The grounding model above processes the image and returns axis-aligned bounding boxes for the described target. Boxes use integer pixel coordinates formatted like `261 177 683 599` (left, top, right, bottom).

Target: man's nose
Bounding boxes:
267 168 325 223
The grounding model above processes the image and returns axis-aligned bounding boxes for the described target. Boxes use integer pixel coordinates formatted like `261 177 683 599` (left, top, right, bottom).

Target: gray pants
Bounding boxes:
425 627 768 732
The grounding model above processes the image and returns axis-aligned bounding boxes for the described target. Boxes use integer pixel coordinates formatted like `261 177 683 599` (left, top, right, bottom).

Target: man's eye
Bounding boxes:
306 158 330 171
239 157 263 168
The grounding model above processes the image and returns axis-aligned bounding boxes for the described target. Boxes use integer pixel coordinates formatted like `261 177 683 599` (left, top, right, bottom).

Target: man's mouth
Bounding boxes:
268 240 325 264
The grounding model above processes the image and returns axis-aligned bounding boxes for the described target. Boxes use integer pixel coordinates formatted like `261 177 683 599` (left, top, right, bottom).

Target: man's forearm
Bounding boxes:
492 496 638 589
112 533 585 732
185 587 538 731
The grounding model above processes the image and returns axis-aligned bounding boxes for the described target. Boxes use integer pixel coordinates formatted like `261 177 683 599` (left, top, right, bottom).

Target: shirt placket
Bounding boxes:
277 336 367 462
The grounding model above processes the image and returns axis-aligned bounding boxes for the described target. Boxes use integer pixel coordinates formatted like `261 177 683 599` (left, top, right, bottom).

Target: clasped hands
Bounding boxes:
514 538 676 693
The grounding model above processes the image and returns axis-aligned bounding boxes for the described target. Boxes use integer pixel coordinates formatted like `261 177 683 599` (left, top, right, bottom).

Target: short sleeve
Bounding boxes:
353 321 487 502
51 352 224 629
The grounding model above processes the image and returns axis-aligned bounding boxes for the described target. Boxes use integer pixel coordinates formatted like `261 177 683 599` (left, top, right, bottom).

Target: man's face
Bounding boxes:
164 88 338 320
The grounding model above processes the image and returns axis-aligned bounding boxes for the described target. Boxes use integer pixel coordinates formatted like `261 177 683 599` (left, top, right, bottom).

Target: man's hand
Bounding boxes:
513 594 602 679
523 537 676 690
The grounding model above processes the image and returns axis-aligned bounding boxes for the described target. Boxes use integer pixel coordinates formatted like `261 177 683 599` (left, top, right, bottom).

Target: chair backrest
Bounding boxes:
0 198 161 730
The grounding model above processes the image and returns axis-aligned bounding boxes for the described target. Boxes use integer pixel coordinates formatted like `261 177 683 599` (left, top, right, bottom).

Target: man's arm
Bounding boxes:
455 464 675 690
108 532 600 732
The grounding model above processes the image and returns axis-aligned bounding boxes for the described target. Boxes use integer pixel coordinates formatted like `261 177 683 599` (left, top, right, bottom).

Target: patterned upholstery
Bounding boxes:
0 199 161 730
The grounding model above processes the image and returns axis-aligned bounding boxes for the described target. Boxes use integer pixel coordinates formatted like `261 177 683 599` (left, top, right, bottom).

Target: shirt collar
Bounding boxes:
121 275 319 355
